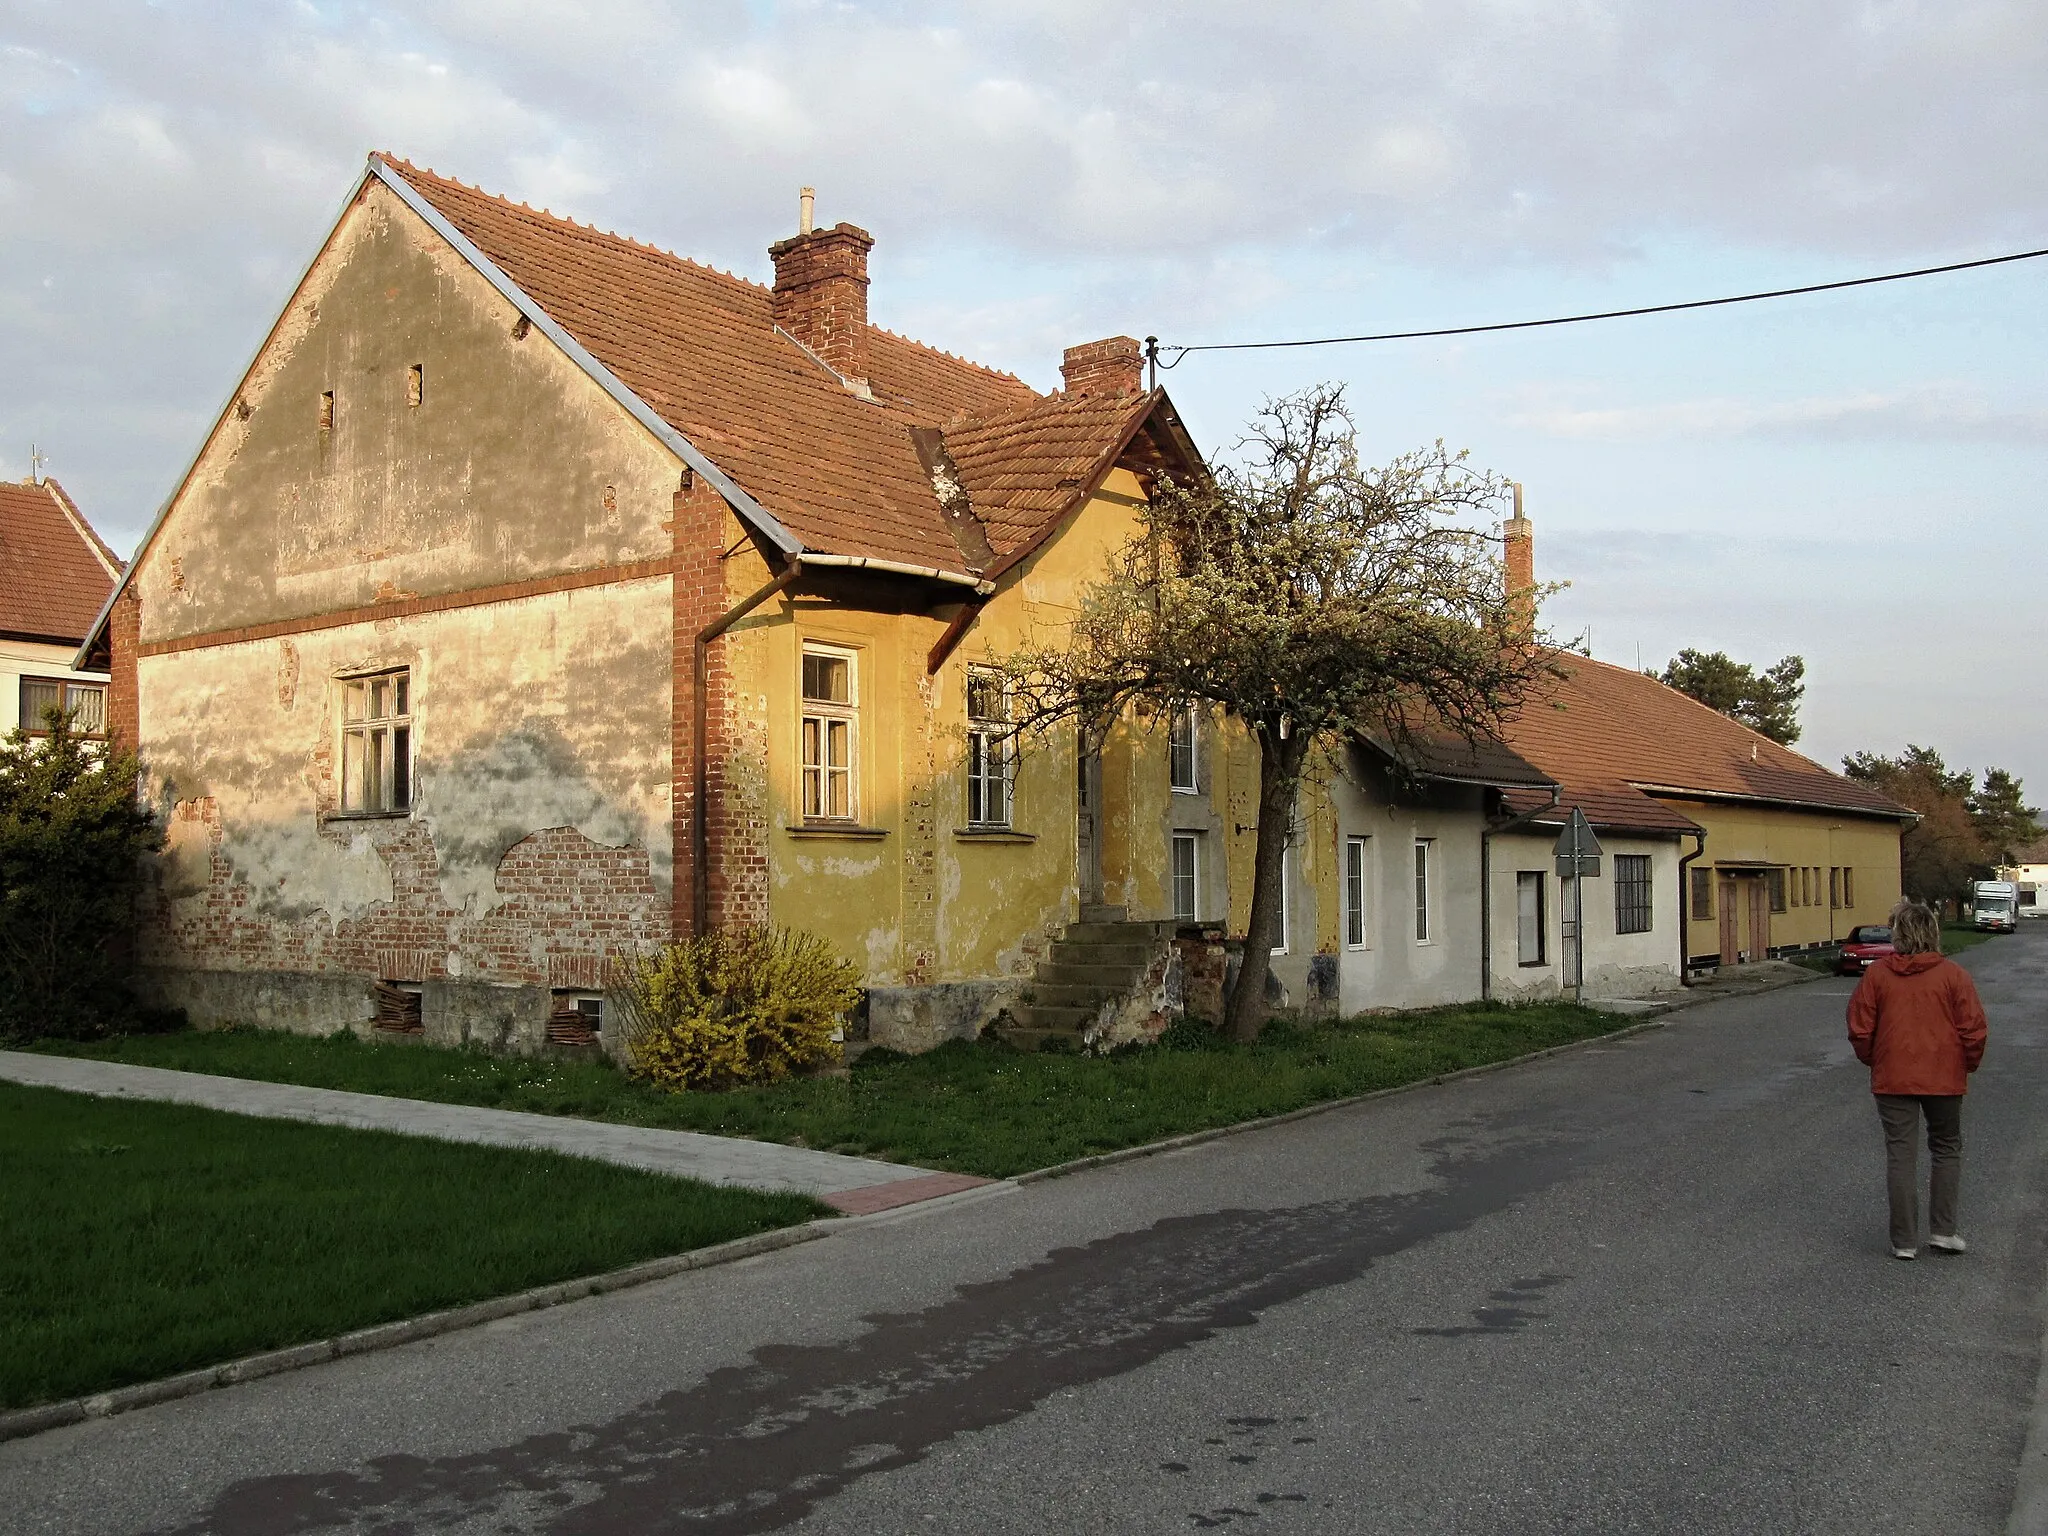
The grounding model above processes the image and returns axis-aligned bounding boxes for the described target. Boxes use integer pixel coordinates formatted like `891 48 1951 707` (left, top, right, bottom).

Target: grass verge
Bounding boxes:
0 1083 823 1411
33 1002 1624 1181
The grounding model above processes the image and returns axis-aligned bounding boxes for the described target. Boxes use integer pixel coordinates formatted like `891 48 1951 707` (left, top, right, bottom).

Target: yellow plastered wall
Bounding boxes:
1671 798 1905 960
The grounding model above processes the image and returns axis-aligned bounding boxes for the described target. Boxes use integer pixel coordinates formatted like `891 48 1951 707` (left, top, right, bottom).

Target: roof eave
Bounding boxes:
1626 780 1917 822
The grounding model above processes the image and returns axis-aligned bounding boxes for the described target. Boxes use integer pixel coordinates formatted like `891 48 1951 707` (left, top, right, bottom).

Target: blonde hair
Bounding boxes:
1889 901 1941 956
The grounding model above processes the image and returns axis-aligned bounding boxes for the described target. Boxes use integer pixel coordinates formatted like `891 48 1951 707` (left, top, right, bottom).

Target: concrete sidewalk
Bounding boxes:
0 1051 986 1213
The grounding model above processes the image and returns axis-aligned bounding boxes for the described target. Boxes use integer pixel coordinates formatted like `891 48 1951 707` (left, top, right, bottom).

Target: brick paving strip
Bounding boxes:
0 1050 983 1211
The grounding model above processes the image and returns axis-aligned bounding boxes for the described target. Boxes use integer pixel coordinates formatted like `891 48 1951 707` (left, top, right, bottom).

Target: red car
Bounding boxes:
1836 925 1896 975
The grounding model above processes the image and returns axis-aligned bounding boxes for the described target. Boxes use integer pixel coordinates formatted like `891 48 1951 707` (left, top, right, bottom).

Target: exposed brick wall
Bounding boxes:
106 588 141 750
1061 336 1144 397
671 480 773 937
143 810 662 986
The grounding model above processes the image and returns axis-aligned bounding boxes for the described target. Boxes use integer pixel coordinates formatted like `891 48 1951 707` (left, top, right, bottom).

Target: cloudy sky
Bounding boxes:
5 0 2046 793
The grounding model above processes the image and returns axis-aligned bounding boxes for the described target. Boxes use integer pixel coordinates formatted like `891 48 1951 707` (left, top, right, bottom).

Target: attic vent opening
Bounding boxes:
373 981 423 1034
318 390 335 432
406 364 424 408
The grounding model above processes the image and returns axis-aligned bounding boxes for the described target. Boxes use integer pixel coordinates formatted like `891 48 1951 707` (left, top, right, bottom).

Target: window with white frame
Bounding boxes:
1169 706 1198 793
1344 836 1369 949
801 646 857 821
965 669 1012 828
1517 871 1547 964
18 676 108 737
1414 839 1434 943
1171 832 1200 922
339 669 412 814
1271 844 1293 955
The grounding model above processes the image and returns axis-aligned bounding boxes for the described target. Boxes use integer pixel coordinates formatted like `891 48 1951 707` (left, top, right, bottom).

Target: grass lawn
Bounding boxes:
0 1083 822 1411
33 1001 1625 1181
1942 922 1997 956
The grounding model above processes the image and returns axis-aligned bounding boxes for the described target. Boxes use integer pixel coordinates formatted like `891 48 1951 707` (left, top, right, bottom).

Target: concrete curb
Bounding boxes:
2 979 1808 1444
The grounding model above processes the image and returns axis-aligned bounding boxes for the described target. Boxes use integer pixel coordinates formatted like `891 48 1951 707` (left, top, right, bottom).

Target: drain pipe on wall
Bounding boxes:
694 559 805 936
1480 785 1563 1003
1676 828 1708 987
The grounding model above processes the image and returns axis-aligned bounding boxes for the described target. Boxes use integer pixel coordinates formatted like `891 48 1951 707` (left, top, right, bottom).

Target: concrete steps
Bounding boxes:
996 918 1174 1050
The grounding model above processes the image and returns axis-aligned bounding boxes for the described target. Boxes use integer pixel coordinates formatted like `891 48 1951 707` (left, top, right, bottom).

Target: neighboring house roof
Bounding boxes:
1359 727 1557 793
373 156 1186 578
1499 655 1913 828
0 478 122 645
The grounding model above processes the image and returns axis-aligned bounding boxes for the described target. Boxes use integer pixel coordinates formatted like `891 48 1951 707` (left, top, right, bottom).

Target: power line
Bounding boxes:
1149 244 2048 369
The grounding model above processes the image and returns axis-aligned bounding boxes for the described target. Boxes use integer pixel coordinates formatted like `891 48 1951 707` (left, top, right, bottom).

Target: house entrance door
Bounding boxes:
1747 878 1771 961
1076 741 1103 908
1717 877 1740 965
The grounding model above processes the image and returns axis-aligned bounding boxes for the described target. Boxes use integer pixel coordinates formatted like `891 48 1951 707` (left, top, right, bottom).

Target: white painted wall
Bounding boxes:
1488 830 1684 1001
0 638 109 735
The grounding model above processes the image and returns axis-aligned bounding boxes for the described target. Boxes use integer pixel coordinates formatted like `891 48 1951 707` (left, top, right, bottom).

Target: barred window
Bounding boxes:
18 676 107 737
1517 871 1547 963
340 669 411 814
1169 706 1199 792
1690 867 1713 921
965 670 1012 828
801 647 857 821
1616 854 1653 934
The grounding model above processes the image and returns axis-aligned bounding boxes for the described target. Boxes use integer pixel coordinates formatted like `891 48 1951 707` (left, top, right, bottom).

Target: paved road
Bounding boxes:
7 930 2045 1535
0 1052 979 1212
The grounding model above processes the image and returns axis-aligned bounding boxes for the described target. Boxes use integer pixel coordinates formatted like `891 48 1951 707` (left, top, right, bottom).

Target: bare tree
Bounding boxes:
1002 385 1556 1041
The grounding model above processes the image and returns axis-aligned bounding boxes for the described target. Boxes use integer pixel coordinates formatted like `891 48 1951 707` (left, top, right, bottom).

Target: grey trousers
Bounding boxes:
1875 1094 1963 1250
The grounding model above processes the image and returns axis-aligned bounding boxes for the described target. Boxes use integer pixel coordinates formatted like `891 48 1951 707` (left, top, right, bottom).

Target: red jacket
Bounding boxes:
1846 953 1988 1096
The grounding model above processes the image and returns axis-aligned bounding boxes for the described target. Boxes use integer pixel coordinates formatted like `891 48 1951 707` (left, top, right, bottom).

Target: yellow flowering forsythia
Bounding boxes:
610 926 861 1092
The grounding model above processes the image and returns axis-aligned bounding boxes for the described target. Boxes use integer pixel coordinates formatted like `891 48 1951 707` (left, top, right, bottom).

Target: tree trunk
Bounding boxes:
1223 733 1307 1044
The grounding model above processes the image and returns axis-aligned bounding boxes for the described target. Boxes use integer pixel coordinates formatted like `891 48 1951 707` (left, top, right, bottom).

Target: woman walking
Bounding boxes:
1846 901 1988 1260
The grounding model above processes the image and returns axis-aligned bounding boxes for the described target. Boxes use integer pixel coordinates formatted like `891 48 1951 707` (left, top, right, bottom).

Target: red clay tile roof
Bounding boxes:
1499 655 1912 829
376 156 1165 577
0 479 121 644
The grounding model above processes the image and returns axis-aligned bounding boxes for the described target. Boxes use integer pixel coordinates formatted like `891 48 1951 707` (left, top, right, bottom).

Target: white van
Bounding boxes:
1970 880 2019 933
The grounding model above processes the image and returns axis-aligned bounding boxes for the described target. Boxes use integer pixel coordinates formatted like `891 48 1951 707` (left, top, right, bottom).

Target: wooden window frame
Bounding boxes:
800 644 859 823
964 669 1013 830
1171 832 1199 922
1690 866 1714 921
337 668 413 816
17 675 108 739
1168 706 1199 794
1344 835 1369 950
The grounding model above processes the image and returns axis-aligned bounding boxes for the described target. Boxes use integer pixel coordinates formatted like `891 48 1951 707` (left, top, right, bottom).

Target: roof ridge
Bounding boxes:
37 477 124 575
371 152 774 297
1570 652 1836 770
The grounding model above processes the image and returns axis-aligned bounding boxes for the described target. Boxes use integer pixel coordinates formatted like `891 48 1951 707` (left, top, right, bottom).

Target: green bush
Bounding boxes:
610 926 860 1091
0 709 161 1042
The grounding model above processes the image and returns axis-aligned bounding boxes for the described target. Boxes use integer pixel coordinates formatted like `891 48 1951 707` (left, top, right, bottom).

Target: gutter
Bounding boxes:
795 553 993 593
1676 828 1709 986
1480 784 1562 1002
694 561 806 935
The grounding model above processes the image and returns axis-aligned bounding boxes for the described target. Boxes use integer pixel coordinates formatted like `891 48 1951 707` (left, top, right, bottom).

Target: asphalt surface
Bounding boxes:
7 928 2045 1535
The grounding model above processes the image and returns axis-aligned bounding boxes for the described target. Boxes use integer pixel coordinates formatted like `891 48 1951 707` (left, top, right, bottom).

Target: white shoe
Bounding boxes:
1928 1234 1967 1255
1892 1247 1918 1260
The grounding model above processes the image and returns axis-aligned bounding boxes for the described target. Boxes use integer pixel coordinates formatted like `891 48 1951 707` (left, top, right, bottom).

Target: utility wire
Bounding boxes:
1148 244 2048 370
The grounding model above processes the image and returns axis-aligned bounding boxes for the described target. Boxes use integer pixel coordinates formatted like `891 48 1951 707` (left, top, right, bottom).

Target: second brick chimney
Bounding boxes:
770 198 873 389
1504 482 1536 631
1061 336 1145 397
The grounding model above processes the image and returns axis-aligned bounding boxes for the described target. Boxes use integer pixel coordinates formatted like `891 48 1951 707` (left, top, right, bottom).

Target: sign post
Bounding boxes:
1553 807 1604 1002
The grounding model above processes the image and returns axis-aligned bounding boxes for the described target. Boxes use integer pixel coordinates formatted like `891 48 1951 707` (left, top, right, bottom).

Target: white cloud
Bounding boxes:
1509 387 2048 444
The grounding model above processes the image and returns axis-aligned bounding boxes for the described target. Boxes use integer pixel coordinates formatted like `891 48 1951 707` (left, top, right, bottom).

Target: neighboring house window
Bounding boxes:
1690 867 1713 921
1517 871 1546 964
1414 839 1433 943
1344 836 1369 949
18 677 107 737
965 669 1012 828
1617 854 1654 934
1169 706 1198 793
1767 867 1787 914
801 646 858 821
1172 832 1200 922
1841 867 1854 908
339 669 412 814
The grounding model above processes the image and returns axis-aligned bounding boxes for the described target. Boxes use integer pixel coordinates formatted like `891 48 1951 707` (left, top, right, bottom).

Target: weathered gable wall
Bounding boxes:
134 179 679 647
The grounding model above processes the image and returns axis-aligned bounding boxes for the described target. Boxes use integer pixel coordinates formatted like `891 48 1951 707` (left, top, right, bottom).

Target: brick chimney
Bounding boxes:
1504 482 1536 631
1061 336 1145 397
769 192 873 388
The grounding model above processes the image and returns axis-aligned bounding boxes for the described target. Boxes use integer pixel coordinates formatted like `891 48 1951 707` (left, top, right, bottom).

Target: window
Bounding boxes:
1272 844 1292 955
1172 833 1200 922
1344 836 1369 949
1517 871 1547 964
18 677 107 737
1414 839 1433 943
1617 854 1654 933
340 670 411 813
800 646 857 821
1841 866 1854 909
1690 867 1713 921
1829 866 1841 909
318 389 335 432
1766 867 1786 914
406 364 424 408
1168 706 1198 793
965 670 1012 828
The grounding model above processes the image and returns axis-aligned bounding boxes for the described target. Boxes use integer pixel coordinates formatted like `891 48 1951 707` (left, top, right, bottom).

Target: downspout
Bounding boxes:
693 560 804 936
1481 785 1563 1002
1677 828 1708 987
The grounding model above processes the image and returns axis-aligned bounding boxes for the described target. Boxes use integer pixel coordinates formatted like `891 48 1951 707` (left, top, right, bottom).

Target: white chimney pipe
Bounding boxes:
799 186 815 235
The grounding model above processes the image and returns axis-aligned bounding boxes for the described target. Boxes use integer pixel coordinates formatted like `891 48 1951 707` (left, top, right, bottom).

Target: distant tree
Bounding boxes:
1657 649 1806 745
1002 385 1555 1042
0 708 161 1041
1841 745 2039 911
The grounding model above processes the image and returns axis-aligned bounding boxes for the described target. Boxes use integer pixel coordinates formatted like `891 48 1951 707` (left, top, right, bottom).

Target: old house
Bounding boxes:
82 153 1246 1051
2 476 120 739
